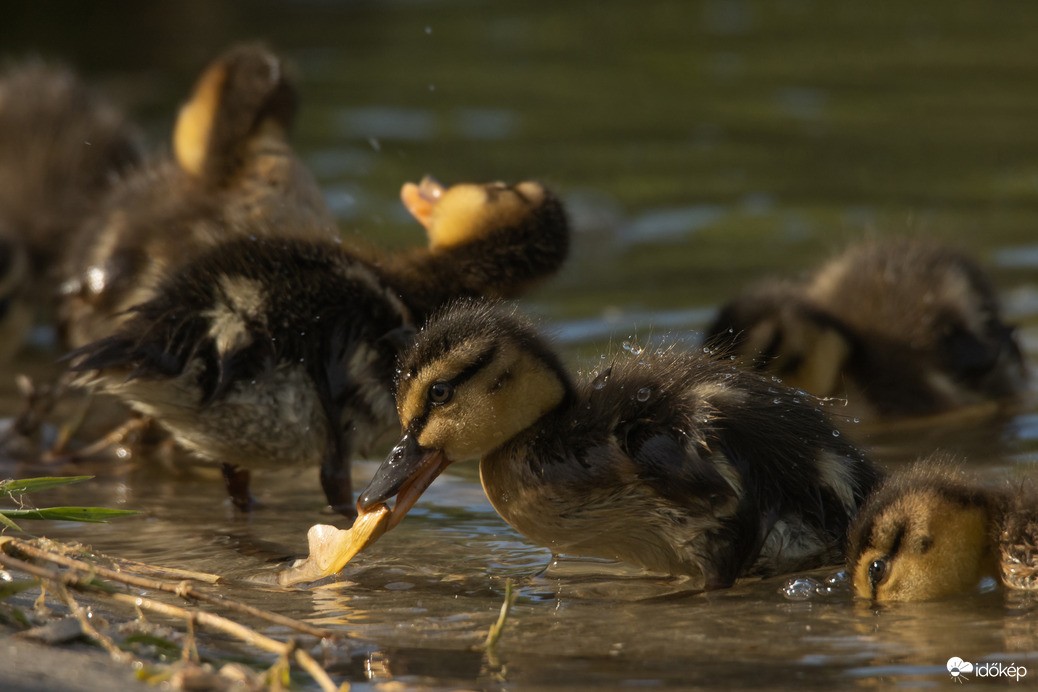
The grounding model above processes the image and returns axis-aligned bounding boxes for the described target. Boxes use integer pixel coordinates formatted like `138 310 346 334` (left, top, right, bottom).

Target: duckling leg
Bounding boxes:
320 451 356 519
221 462 255 512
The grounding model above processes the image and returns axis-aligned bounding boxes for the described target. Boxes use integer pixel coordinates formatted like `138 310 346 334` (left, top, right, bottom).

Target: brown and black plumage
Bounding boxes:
847 456 1038 601
0 60 141 356
358 300 879 588
705 238 1026 418
71 179 568 515
63 49 569 514
59 43 336 348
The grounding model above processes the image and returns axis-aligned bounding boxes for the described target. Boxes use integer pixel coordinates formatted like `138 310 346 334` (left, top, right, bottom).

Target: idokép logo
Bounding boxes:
947 657 1028 683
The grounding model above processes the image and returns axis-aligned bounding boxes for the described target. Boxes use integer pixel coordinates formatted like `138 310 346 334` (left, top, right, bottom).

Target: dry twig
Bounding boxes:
0 536 349 692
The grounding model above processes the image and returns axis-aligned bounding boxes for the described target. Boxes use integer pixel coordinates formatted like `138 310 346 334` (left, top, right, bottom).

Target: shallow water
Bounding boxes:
4 0 1038 689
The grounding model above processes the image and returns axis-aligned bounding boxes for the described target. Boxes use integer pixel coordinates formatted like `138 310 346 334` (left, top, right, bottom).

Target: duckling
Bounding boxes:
356 299 879 588
59 43 336 348
0 60 141 353
705 238 1025 418
70 176 568 514
847 456 1038 601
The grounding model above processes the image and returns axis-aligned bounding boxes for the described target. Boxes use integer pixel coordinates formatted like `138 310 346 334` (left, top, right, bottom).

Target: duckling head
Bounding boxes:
847 463 999 601
402 177 551 250
358 299 571 521
173 43 296 184
705 281 853 399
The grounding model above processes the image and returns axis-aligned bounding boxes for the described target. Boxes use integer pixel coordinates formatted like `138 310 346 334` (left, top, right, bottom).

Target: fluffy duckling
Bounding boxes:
0 60 141 353
59 43 336 348
357 300 879 588
70 175 568 515
705 238 1025 418
847 456 1037 601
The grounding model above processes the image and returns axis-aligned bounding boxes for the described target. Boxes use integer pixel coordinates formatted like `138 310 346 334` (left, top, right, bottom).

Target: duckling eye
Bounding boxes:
868 559 888 588
428 381 453 405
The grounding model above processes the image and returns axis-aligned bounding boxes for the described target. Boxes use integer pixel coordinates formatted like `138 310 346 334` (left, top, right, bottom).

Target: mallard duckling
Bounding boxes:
0 60 140 353
847 456 1037 601
705 238 1025 418
70 179 568 515
59 43 336 348
356 300 879 588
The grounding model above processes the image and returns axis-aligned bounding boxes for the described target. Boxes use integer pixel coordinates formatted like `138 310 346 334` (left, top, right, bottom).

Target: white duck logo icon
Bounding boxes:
947 657 973 683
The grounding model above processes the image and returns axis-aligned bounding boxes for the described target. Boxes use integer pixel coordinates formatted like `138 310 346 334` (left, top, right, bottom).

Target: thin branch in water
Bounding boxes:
3 537 339 639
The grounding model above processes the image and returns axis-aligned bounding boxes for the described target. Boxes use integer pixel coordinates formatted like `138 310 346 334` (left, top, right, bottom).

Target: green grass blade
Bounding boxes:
0 507 137 523
0 476 94 498
0 579 38 600
0 511 22 532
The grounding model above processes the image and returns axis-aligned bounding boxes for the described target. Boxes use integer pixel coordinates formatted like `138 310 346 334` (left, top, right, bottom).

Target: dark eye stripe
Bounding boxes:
408 345 498 440
448 345 497 390
888 524 906 558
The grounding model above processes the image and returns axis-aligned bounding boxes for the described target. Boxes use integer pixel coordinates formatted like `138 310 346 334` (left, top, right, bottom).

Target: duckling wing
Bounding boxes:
625 432 737 512
621 428 766 588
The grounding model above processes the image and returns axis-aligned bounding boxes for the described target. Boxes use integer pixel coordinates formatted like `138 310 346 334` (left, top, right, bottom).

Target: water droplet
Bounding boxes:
852 418 860 424
636 387 651 402
591 367 612 390
832 429 840 437
781 576 822 601
773 398 781 405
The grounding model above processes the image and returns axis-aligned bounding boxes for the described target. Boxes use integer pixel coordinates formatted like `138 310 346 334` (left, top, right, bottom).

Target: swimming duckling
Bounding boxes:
0 60 140 353
847 456 1037 601
356 300 879 588
59 43 336 348
70 177 568 514
705 238 1025 418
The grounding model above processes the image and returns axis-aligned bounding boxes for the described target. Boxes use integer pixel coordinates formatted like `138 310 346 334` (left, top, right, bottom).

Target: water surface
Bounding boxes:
3 1 1038 689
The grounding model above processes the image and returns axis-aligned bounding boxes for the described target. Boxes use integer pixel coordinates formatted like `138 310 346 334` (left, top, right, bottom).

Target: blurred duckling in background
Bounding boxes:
705 238 1026 419
0 60 141 356
847 456 1037 601
59 43 337 348
357 300 879 589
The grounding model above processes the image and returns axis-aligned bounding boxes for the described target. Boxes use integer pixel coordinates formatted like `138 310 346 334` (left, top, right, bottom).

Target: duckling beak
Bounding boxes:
400 175 445 231
358 433 451 529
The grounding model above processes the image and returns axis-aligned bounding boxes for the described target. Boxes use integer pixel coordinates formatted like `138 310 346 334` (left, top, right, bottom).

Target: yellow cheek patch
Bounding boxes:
859 493 994 602
883 504 991 601
791 326 850 397
174 61 228 178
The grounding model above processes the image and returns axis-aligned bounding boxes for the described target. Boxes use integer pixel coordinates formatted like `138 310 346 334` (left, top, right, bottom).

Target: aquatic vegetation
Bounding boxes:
0 476 136 532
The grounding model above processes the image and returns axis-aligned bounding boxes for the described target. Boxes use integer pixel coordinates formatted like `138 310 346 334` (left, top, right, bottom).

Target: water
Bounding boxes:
4 0 1038 689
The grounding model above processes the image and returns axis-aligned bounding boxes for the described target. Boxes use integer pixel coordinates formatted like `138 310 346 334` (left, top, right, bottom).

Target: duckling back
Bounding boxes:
59 44 336 348
71 233 410 512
